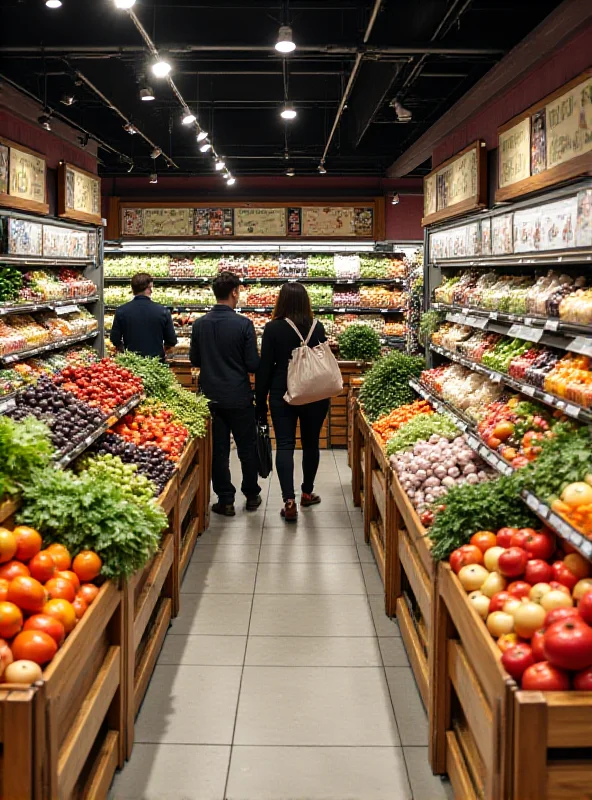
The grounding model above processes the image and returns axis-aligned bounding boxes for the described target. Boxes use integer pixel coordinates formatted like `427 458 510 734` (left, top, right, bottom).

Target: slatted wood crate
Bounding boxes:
331 361 370 448
178 437 202 579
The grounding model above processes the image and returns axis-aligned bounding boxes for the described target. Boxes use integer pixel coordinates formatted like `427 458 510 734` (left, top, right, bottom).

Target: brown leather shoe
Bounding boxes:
280 499 298 522
301 492 321 507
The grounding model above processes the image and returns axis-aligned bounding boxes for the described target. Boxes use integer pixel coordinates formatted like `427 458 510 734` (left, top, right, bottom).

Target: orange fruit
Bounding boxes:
7 576 47 614
72 595 88 620
0 561 30 581
45 544 71 571
44 577 75 603
23 614 65 647
0 601 23 639
78 584 99 605
72 551 102 582
0 529 17 564
12 527 42 562
43 599 76 634
11 630 57 665
0 578 9 602
28 551 56 584
56 570 80 593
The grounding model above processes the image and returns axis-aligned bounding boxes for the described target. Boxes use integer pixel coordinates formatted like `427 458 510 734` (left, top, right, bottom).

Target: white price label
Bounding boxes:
490 312 498 320
491 373 502 383
565 404 581 419
0 398 16 414
522 326 543 343
55 304 79 316
508 324 523 338
462 308 469 315
545 319 560 331
522 385 536 397
569 336 592 357
338 308 346 313
526 494 540 513
542 393 554 404
581 540 592 557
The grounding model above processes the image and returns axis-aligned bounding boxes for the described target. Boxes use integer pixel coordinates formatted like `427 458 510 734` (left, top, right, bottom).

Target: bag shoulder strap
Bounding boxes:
285 317 317 346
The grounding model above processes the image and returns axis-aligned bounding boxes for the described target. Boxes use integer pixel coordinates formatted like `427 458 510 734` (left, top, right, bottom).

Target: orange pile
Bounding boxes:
372 400 434 445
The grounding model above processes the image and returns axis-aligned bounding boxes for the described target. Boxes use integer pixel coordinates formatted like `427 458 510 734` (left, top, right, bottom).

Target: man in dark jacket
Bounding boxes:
110 272 177 360
190 271 261 515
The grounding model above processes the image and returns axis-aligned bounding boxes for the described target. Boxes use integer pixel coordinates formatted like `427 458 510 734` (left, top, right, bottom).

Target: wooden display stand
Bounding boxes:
169 360 198 391
330 361 370 448
351 400 367 512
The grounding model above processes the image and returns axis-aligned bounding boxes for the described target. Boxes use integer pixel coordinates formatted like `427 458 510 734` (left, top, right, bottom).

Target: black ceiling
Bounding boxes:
0 0 563 178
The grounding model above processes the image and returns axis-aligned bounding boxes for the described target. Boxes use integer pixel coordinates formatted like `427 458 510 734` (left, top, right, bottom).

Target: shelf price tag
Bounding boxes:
55 304 79 316
569 337 592 357
565 404 581 419
508 324 523 338
544 319 560 332
525 494 540 513
490 312 498 320
522 385 536 397
0 398 16 414
490 372 502 383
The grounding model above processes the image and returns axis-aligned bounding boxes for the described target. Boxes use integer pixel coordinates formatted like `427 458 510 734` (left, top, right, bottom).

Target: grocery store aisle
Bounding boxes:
110 449 452 800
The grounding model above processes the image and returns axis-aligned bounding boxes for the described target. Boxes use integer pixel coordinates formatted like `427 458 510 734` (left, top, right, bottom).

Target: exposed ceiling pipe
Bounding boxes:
318 0 383 170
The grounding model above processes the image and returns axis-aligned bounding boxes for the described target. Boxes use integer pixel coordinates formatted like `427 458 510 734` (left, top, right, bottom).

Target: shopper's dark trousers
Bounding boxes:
211 405 261 505
270 396 329 501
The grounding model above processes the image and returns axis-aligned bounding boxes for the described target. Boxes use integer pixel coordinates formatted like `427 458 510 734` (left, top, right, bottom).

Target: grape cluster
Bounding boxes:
78 453 158 503
95 432 175 494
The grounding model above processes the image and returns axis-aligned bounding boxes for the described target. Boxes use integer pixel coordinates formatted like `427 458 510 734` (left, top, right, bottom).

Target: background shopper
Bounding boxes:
190 271 261 516
256 282 329 521
110 272 177 361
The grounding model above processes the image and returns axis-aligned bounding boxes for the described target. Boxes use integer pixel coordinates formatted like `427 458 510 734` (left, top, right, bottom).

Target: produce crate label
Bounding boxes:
508 323 523 338
491 372 502 383
581 540 592 557
543 393 555 404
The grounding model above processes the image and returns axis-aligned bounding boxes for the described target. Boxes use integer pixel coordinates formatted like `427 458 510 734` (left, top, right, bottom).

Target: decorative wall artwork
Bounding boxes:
287 207 301 235
58 163 101 225
0 138 48 215
576 189 592 248
492 214 514 255
234 207 287 237
43 224 89 259
122 208 143 236
194 208 234 236
546 75 592 169
422 141 487 226
531 110 547 175
499 117 531 188
7 218 43 256
0 145 8 195
142 208 194 237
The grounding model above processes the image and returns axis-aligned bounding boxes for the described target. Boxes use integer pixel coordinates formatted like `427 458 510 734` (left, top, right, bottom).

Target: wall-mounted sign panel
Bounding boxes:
234 207 286 237
58 162 101 225
0 137 49 215
422 140 487 227
496 70 592 202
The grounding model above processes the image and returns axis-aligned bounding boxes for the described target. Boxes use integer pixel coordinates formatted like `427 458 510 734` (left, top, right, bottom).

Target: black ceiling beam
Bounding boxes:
0 45 505 56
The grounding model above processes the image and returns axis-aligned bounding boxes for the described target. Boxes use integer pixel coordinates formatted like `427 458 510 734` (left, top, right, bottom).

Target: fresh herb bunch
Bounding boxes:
115 352 175 400
338 324 381 361
429 475 537 561
359 351 424 421
386 414 458 455
419 309 444 346
0 266 23 303
18 467 166 578
0 416 54 498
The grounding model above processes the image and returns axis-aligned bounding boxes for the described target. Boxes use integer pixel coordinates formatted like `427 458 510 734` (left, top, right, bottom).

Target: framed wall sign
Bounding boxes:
234 207 286 237
495 69 592 202
422 140 487 227
58 162 101 225
0 137 49 215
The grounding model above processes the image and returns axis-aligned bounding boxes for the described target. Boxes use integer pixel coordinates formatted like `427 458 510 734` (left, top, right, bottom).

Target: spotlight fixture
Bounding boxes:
391 99 412 122
226 177 236 186
199 141 212 153
149 173 158 184
38 113 52 131
60 94 76 106
317 164 327 175
280 102 297 120
286 167 295 177
182 111 196 126
151 147 162 159
390 192 400 205
214 159 226 171
275 25 296 53
123 122 137 135
114 0 136 7
126 161 135 173
45 0 62 8
152 57 172 79
196 129 208 143
140 86 155 101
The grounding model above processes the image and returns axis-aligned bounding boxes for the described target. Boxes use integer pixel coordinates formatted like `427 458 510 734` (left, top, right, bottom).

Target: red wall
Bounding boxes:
433 23 592 167
385 194 423 241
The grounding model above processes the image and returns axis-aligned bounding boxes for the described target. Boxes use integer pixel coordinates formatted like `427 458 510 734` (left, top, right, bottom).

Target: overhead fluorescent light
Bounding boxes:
114 0 136 7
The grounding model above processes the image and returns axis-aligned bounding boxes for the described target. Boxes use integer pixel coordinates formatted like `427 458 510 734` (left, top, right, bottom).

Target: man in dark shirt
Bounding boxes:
190 271 261 516
110 272 177 360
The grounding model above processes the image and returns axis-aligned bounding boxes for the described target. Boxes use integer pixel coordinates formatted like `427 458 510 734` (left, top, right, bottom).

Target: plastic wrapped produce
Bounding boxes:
333 290 360 307
279 255 307 277
306 255 335 277
334 254 360 279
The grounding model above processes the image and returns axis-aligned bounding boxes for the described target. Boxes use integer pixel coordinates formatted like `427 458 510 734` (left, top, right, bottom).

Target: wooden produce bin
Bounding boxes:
390 474 435 711
432 562 516 800
330 361 370 448
178 436 203 580
0 684 41 800
347 376 364 468
123 474 179 759
351 401 367 511
169 359 198 391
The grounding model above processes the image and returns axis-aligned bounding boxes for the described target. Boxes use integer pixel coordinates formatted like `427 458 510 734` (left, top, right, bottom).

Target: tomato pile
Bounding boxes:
0 526 102 683
451 527 592 690
112 405 188 461
55 359 143 413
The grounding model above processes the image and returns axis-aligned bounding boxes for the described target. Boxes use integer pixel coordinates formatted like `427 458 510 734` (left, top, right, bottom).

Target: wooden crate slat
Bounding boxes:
390 475 434 578
180 516 201 578
133 598 172 717
396 596 429 709
179 464 199 521
371 468 386 521
399 529 431 630
369 521 385 586
133 534 174 651
77 730 119 800
545 693 592 748
3 688 36 800
446 731 479 800
546 761 592 800
452 717 487 797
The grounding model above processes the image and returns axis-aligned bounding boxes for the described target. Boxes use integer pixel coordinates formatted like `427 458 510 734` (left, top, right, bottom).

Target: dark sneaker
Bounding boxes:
301 492 321 507
280 499 298 522
212 502 236 517
246 495 262 511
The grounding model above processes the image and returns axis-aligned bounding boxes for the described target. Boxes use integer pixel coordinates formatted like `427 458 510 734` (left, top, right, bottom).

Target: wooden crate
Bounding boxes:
331 361 370 448
169 359 197 391
0 685 42 799
351 401 367 511
178 437 202 579
123 474 178 759
432 563 516 800
347 379 364 467
197 421 212 533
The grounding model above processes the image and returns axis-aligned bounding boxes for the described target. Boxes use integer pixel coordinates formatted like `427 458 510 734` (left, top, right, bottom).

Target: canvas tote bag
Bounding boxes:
283 318 343 405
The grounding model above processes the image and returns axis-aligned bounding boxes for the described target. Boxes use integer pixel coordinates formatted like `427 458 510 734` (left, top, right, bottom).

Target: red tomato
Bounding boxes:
449 545 484 574
498 548 528 579
0 529 17 564
470 531 497 553
7 576 47 614
578 591 592 625
28 551 56 584
544 619 592 671
523 531 555 562
521 661 570 691
56 570 80 593
0 561 30 581
78 584 99 605
11 630 57 665
510 529 536 549
23 613 65 646
0 578 8 603
0 601 23 639
44 577 76 603
12 527 42 562
524 559 553 586
506 581 531 599
531 629 546 662
501 643 535 680
544 607 580 627
497 528 518 548
573 666 592 691
72 595 88 620
551 562 579 592
489 591 512 613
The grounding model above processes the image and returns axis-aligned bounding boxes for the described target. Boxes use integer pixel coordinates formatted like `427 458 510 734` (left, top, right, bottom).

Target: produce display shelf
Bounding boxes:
104 276 407 285
0 254 96 267
0 330 99 365
409 379 592 563
105 304 407 314
430 343 592 423
429 246 592 270
0 295 99 317
53 393 145 468
433 302 592 339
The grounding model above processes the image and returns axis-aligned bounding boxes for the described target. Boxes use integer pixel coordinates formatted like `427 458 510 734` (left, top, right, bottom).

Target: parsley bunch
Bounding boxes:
0 416 54 498
359 351 424 421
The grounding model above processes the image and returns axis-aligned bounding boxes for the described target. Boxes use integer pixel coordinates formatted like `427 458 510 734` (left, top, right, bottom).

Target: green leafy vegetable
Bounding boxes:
338 324 381 361
359 351 424 421
386 415 458 455
0 416 54 498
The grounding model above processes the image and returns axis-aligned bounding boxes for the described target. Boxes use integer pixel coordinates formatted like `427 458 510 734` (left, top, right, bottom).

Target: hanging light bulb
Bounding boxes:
391 99 412 122
149 173 158 184
215 159 226 171
60 94 76 106
199 141 212 153
196 129 208 143
140 86 155 101
114 0 136 7
318 164 327 175
275 25 296 53
38 113 52 131
286 167 295 177
182 111 196 125
45 0 62 7
280 102 297 120
227 177 236 186
152 57 172 78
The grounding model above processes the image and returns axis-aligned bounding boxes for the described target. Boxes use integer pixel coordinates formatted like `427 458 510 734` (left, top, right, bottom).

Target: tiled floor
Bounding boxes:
110 449 453 800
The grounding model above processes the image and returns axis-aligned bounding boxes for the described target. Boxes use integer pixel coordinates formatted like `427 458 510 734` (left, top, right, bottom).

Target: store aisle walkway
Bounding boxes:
110 449 452 800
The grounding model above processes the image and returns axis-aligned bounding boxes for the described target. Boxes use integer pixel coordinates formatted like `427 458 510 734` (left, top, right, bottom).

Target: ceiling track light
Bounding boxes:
152 57 172 79
182 111 196 126
317 164 327 175
286 168 295 177
280 102 297 120
226 177 236 186
215 159 226 171
45 0 62 8
391 99 412 122
123 122 137 134
199 141 212 153
275 25 296 53
114 0 136 7
38 113 52 131
127 161 135 173
390 192 400 205
149 173 158 184
140 86 155 101
196 129 208 143
60 94 76 106
151 147 162 159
